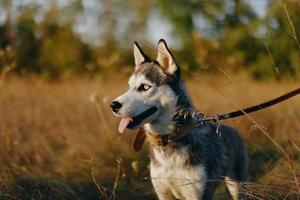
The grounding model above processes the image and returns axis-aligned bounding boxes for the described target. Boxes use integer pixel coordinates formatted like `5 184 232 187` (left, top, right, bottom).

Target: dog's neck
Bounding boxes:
144 80 194 136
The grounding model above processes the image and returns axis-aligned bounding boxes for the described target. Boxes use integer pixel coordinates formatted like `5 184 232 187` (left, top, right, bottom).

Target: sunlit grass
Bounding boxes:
0 74 299 199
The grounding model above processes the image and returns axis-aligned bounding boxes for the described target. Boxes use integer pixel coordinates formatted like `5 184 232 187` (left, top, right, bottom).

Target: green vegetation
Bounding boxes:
0 0 300 79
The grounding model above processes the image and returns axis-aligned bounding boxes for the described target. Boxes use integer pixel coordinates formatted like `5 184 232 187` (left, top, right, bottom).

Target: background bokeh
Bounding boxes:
1 0 300 79
0 0 300 199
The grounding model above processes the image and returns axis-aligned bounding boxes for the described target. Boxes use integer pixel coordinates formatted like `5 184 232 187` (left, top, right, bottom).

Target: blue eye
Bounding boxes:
138 84 151 92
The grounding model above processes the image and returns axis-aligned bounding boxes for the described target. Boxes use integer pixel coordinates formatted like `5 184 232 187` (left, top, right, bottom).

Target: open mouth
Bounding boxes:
118 107 158 133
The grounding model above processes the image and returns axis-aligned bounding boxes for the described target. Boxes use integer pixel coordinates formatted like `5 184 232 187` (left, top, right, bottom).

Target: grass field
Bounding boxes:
0 73 299 200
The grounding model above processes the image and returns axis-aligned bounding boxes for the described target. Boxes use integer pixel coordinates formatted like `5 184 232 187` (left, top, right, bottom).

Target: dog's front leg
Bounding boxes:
150 162 177 200
151 179 176 200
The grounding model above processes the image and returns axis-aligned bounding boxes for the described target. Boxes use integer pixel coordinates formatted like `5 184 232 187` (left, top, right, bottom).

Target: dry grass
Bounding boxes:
0 73 299 200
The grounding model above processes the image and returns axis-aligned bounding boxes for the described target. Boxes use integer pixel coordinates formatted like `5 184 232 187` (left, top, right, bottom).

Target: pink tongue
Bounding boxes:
118 117 132 134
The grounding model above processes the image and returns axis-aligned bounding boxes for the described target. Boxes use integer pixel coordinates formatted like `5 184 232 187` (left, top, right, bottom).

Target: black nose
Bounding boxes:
110 101 122 113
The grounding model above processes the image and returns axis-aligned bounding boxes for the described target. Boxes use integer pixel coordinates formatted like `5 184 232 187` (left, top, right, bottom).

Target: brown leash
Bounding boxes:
200 87 300 123
133 88 300 151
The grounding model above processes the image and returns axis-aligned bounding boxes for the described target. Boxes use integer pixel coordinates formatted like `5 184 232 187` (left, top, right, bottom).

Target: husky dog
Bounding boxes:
111 39 248 200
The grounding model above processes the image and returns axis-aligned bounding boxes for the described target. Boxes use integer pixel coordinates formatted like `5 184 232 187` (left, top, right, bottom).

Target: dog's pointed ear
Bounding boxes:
133 41 150 69
156 39 179 77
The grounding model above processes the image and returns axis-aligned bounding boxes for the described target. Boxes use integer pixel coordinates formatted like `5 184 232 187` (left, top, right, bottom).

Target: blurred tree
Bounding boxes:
39 23 92 77
15 8 41 74
38 1 92 77
0 0 13 49
119 0 151 45
94 0 152 72
0 0 299 79
264 0 300 78
154 0 263 73
155 0 224 70
220 0 266 73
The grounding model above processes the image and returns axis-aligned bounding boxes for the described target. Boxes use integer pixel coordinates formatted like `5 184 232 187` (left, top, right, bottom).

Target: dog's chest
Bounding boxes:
150 147 206 199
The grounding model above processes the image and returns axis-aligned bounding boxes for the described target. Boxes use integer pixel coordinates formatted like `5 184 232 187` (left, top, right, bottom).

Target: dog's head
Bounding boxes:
111 39 190 134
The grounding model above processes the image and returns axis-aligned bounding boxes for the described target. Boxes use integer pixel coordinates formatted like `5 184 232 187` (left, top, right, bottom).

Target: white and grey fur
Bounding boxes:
111 39 248 200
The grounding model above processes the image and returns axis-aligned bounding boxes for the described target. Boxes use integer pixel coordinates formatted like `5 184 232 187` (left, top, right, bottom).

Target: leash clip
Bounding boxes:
191 111 222 135
192 111 206 126
212 113 222 135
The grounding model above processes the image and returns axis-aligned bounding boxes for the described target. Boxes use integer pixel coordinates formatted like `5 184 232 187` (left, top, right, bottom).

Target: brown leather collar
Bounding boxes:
132 121 194 151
